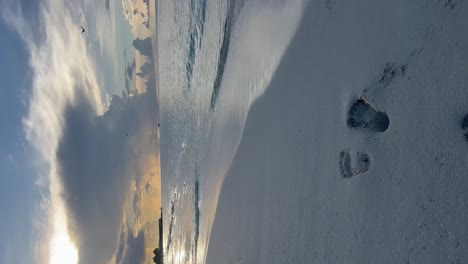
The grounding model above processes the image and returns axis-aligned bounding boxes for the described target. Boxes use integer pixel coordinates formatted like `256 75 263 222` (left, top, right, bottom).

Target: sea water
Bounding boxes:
157 0 306 263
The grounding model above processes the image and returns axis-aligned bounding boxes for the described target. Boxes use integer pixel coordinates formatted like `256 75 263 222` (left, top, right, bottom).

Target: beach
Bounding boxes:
205 0 468 263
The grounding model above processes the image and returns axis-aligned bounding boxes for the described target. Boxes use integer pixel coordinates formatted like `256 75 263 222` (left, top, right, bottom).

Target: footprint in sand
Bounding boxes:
461 114 468 140
339 149 371 179
347 98 389 133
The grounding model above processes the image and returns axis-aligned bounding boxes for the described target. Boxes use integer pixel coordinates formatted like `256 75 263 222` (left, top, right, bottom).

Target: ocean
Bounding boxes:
157 0 306 263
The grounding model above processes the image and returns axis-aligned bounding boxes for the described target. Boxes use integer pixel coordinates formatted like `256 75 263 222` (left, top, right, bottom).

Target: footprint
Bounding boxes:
364 51 421 97
461 114 468 139
442 0 463 10
378 62 407 88
339 149 371 179
347 99 389 133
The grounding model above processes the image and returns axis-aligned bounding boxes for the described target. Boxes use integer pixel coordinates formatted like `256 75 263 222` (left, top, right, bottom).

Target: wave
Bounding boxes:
209 0 244 111
165 193 177 252
193 167 200 263
186 0 208 90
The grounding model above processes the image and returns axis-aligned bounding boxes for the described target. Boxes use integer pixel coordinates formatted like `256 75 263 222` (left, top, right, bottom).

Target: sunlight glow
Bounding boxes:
49 201 79 264
50 231 79 264
174 248 186 264
48 165 79 264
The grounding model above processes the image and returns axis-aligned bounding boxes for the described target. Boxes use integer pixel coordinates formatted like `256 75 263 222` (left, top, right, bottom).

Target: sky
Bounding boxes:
0 0 160 263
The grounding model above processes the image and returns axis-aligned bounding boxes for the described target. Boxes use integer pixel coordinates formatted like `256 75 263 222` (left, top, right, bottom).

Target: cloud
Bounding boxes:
133 37 153 59
121 0 150 36
1 0 158 263
56 89 157 264
142 0 150 28
1 0 104 262
136 59 153 79
115 223 146 264
136 58 156 95
127 58 136 80
133 37 156 90
105 0 110 15
56 94 134 263
122 230 146 264
125 76 131 94
124 51 136 94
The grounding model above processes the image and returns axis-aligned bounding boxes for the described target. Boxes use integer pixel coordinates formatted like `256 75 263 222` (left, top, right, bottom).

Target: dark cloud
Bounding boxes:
123 51 136 94
136 59 153 79
105 0 110 15
133 37 153 59
122 230 146 264
125 76 130 94
142 0 150 28
142 0 149 9
133 38 156 91
125 58 136 95
115 223 127 263
56 88 158 264
115 224 146 264
126 58 136 80
136 58 156 93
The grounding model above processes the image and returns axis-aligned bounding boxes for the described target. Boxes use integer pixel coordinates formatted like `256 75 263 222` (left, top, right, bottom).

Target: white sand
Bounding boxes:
206 0 468 263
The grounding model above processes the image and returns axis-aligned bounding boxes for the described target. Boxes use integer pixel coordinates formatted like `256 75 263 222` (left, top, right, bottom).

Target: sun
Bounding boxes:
50 230 79 264
49 203 79 264
174 248 186 264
